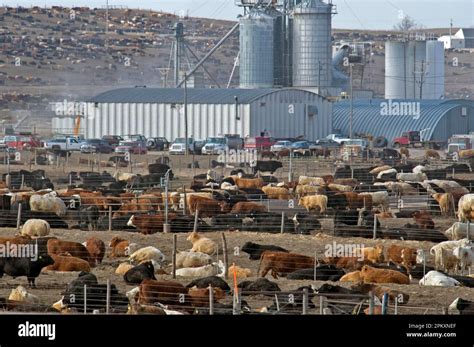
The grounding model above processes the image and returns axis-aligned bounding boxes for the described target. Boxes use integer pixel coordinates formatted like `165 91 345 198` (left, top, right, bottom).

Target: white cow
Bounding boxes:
419 271 461 287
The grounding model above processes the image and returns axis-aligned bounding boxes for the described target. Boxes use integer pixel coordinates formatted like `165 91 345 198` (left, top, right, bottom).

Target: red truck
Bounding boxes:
244 136 276 150
3 133 43 150
392 131 442 150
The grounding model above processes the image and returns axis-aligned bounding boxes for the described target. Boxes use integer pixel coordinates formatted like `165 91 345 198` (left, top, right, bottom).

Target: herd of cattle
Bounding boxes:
0 156 474 314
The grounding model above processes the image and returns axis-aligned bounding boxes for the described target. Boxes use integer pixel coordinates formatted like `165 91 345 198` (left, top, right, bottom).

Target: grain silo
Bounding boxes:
292 0 334 88
424 40 445 100
239 8 284 88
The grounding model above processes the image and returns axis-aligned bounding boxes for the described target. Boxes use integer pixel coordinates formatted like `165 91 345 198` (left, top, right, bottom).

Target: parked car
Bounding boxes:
147 137 169 151
80 139 113 154
270 140 293 153
244 136 276 150
193 139 206 155
3 134 43 150
169 138 195 155
114 141 147 155
202 137 227 155
123 134 147 149
102 135 123 147
314 139 341 149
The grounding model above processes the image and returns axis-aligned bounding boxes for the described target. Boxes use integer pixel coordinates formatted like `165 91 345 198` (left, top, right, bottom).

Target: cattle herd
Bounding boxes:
0 152 474 315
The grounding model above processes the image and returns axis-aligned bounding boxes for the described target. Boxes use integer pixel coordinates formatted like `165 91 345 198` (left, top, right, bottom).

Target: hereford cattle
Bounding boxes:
323 256 369 271
298 195 328 213
138 279 189 305
127 213 177 234
44 254 91 272
412 211 435 229
258 252 315 279
241 242 289 260
47 238 93 266
187 231 217 255
83 237 106 266
359 265 410 284
230 201 267 214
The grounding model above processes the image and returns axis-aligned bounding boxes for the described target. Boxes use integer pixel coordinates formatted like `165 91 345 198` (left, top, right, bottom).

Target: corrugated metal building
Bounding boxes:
333 99 474 142
52 87 332 141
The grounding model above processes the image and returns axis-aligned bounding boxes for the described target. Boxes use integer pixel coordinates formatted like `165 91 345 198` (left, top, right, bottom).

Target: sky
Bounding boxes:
2 0 473 30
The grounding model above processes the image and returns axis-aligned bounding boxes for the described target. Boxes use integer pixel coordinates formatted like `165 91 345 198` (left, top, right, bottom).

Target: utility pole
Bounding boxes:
105 0 109 34
415 60 426 100
349 63 353 139
184 72 189 156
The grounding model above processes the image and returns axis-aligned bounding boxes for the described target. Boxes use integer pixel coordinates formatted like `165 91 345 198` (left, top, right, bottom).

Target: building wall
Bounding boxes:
431 106 474 141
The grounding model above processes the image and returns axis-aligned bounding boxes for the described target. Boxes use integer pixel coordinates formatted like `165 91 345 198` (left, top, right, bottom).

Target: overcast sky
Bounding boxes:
2 0 473 29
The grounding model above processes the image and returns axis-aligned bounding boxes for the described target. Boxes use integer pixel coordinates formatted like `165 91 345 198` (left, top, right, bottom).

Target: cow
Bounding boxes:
293 213 321 234
432 193 454 217
252 160 283 174
457 194 474 222
444 222 473 240
44 253 91 272
258 252 315 279
109 237 130 257
29 192 67 217
411 211 435 230
47 238 93 266
425 149 441 160
340 271 362 282
124 261 157 284
359 265 410 284
138 279 188 306
385 245 419 272
448 298 474 314
127 213 177 235
8 285 39 304
187 231 217 255
83 237 105 266
228 264 252 278
419 271 460 287
298 195 328 213
287 265 345 281
230 201 267 214
129 246 165 265
185 276 231 292
176 261 224 278
176 251 212 268
0 242 54 287
79 205 100 230
241 242 289 260
234 177 264 190
261 186 290 200
238 278 281 294
19 219 50 238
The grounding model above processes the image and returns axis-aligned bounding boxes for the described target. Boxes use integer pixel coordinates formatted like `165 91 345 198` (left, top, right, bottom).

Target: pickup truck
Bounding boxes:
44 137 83 152
325 133 352 145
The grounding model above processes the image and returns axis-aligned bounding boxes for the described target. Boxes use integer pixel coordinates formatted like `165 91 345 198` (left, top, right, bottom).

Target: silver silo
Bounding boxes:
292 0 334 88
239 8 283 89
385 41 408 99
425 40 445 99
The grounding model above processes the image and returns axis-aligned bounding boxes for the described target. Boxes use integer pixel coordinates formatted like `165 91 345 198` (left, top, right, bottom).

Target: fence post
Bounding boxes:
106 279 111 314
313 252 317 281
274 293 280 312
302 288 309 315
172 234 177 279
221 233 228 279
373 214 377 240
193 210 199 233
381 292 389 315
423 250 426 285
280 211 285 234
83 284 87 314
182 185 187 215
20 174 24 189
208 284 214 315
16 203 22 230
467 221 471 241
394 297 398 315
452 168 455 179
319 296 324 315
369 291 374 315
108 206 112 232
5 174 11 189
232 291 241 315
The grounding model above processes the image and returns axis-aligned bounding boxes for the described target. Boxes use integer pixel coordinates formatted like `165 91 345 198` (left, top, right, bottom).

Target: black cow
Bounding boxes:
241 242 289 260
326 192 348 210
287 265 345 281
408 264 436 280
381 228 408 240
238 278 281 295
123 261 156 284
62 272 128 313
97 213 136 231
79 205 100 230
358 210 381 228
252 160 283 174
185 276 231 292
266 286 316 313
334 210 359 226
211 160 225 168
148 163 173 178
293 213 321 235
242 212 293 233
449 298 474 314
445 163 471 174
211 214 243 231
0 244 53 287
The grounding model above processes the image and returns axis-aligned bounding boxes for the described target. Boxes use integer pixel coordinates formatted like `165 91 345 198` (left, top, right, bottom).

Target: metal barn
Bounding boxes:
52 87 332 141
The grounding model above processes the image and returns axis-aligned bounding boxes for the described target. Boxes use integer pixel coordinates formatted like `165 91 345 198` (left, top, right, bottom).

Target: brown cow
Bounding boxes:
230 201 267 214
189 196 225 217
399 147 410 158
44 253 91 272
109 236 129 257
338 192 372 210
47 238 93 266
234 177 264 189
127 213 177 235
187 287 226 307
424 149 440 160
432 193 454 217
138 279 188 306
83 237 106 266
258 252 315 279
359 265 410 284
411 210 435 229
385 245 418 271
113 194 163 217
324 256 370 270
